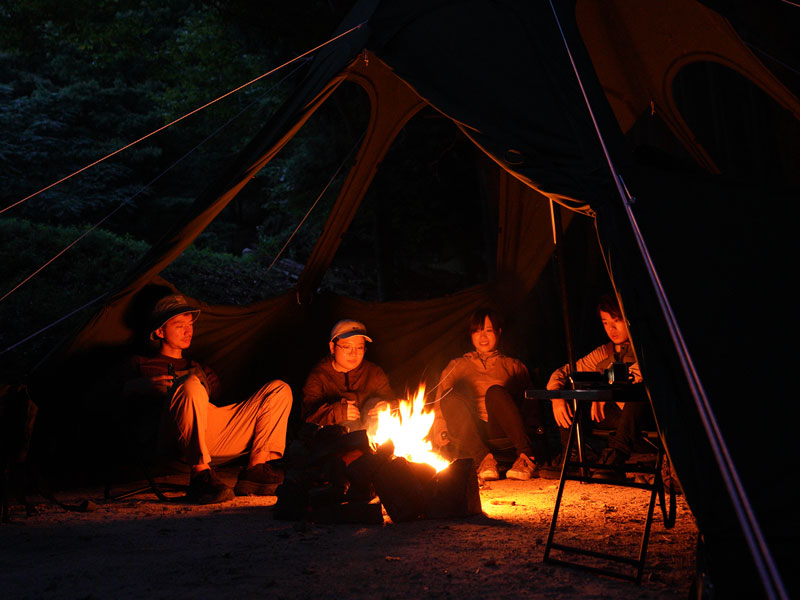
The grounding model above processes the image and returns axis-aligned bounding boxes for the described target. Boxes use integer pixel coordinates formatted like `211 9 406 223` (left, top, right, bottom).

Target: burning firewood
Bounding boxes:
275 386 481 524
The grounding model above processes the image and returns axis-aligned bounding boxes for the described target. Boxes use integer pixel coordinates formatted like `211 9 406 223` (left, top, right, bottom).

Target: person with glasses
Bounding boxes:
302 319 395 434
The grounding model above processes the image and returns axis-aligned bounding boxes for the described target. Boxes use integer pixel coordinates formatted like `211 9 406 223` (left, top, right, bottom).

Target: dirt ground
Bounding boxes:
2 465 697 600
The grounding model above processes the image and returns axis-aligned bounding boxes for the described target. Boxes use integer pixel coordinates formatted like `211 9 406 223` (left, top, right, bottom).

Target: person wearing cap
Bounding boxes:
121 294 293 504
302 319 395 433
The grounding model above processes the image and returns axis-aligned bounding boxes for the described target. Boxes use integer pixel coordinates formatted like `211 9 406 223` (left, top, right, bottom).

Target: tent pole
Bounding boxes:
549 200 584 469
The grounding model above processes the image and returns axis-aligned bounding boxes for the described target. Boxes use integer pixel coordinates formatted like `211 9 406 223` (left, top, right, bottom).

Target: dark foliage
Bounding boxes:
0 218 298 381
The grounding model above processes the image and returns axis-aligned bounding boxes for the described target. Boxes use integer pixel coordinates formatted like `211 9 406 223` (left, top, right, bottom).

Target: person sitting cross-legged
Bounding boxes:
121 294 293 504
431 308 547 481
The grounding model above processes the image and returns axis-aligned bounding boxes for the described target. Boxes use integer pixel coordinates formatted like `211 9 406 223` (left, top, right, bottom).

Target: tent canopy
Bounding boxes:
34 0 798 595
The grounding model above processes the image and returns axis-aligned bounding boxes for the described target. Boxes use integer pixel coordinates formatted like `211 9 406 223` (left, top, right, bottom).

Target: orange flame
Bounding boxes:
371 385 450 472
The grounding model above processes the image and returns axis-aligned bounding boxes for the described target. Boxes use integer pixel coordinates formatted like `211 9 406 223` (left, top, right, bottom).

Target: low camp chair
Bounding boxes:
102 402 189 502
101 392 247 502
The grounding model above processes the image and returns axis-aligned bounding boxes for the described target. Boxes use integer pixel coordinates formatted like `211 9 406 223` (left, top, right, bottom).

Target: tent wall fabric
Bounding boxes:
576 0 800 173
32 1 798 595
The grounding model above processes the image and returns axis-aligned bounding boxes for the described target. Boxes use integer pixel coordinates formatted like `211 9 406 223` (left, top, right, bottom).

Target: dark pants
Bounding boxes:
600 401 654 453
559 400 654 455
440 385 539 464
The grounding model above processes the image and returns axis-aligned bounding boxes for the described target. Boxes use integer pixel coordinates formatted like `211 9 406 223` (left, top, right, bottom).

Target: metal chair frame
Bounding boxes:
104 460 188 502
543 399 676 583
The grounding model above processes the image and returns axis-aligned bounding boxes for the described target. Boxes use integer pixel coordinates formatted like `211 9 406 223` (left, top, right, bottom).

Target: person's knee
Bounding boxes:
169 375 209 427
174 374 208 404
260 379 293 410
485 384 512 409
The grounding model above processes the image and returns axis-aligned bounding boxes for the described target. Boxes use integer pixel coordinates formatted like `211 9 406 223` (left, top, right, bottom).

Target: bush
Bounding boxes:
0 218 145 381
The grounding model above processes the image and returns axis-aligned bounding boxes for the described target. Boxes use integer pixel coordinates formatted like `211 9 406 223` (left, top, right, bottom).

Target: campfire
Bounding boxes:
371 385 450 473
275 385 481 524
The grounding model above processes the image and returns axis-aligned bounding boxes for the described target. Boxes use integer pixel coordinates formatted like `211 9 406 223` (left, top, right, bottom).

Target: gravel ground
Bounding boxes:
2 465 697 600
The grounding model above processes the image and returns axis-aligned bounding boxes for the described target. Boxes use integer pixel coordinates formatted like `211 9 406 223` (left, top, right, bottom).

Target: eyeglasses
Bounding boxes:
334 342 366 354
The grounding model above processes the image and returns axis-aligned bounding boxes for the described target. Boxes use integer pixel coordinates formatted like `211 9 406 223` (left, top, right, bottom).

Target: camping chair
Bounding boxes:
104 458 188 501
102 402 190 502
100 391 248 502
104 442 246 502
526 385 676 584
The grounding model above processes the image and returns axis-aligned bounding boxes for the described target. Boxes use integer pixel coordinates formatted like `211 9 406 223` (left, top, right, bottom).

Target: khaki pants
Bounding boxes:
166 375 292 466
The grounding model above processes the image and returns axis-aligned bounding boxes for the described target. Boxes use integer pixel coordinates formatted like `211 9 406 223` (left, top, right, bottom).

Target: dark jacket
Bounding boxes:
302 356 394 426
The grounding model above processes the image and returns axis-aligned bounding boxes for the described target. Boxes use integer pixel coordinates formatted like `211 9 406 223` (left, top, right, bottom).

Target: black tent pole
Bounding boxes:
549 200 584 469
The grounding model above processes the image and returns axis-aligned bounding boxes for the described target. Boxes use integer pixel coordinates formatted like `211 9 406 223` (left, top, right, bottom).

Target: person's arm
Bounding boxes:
302 367 332 425
591 400 606 422
546 345 610 428
629 361 642 383
363 364 396 417
122 375 172 397
546 361 574 428
550 398 574 428
502 358 533 399
577 344 614 420
305 400 356 426
122 357 172 399
429 360 458 447
301 363 356 425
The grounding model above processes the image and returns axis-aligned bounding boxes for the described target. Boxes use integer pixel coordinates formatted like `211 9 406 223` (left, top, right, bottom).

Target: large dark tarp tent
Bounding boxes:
29 0 799 596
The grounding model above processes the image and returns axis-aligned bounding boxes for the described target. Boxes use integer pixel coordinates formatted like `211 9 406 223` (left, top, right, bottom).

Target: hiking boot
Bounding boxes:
506 453 538 480
477 453 499 481
186 469 234 504
592 447 630 481
234 462 285 496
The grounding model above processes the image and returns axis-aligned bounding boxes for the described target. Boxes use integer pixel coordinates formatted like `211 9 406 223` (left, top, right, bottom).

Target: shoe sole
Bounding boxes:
478 471 499 481
234 480 281 496
506 471 533 480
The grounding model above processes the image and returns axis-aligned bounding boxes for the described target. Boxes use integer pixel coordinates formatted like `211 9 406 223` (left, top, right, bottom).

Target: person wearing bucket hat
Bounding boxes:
148 294 200 341
121 294 293 504
302 319 395 434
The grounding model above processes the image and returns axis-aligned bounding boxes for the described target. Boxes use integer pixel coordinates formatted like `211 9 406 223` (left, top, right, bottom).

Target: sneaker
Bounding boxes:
186 469 234 504
592 447 630 481
506 453 538 480
477 453 499 481
234 462 285 496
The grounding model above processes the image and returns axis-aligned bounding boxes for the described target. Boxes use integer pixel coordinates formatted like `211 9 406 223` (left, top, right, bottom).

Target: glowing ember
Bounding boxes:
371 385 450 472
